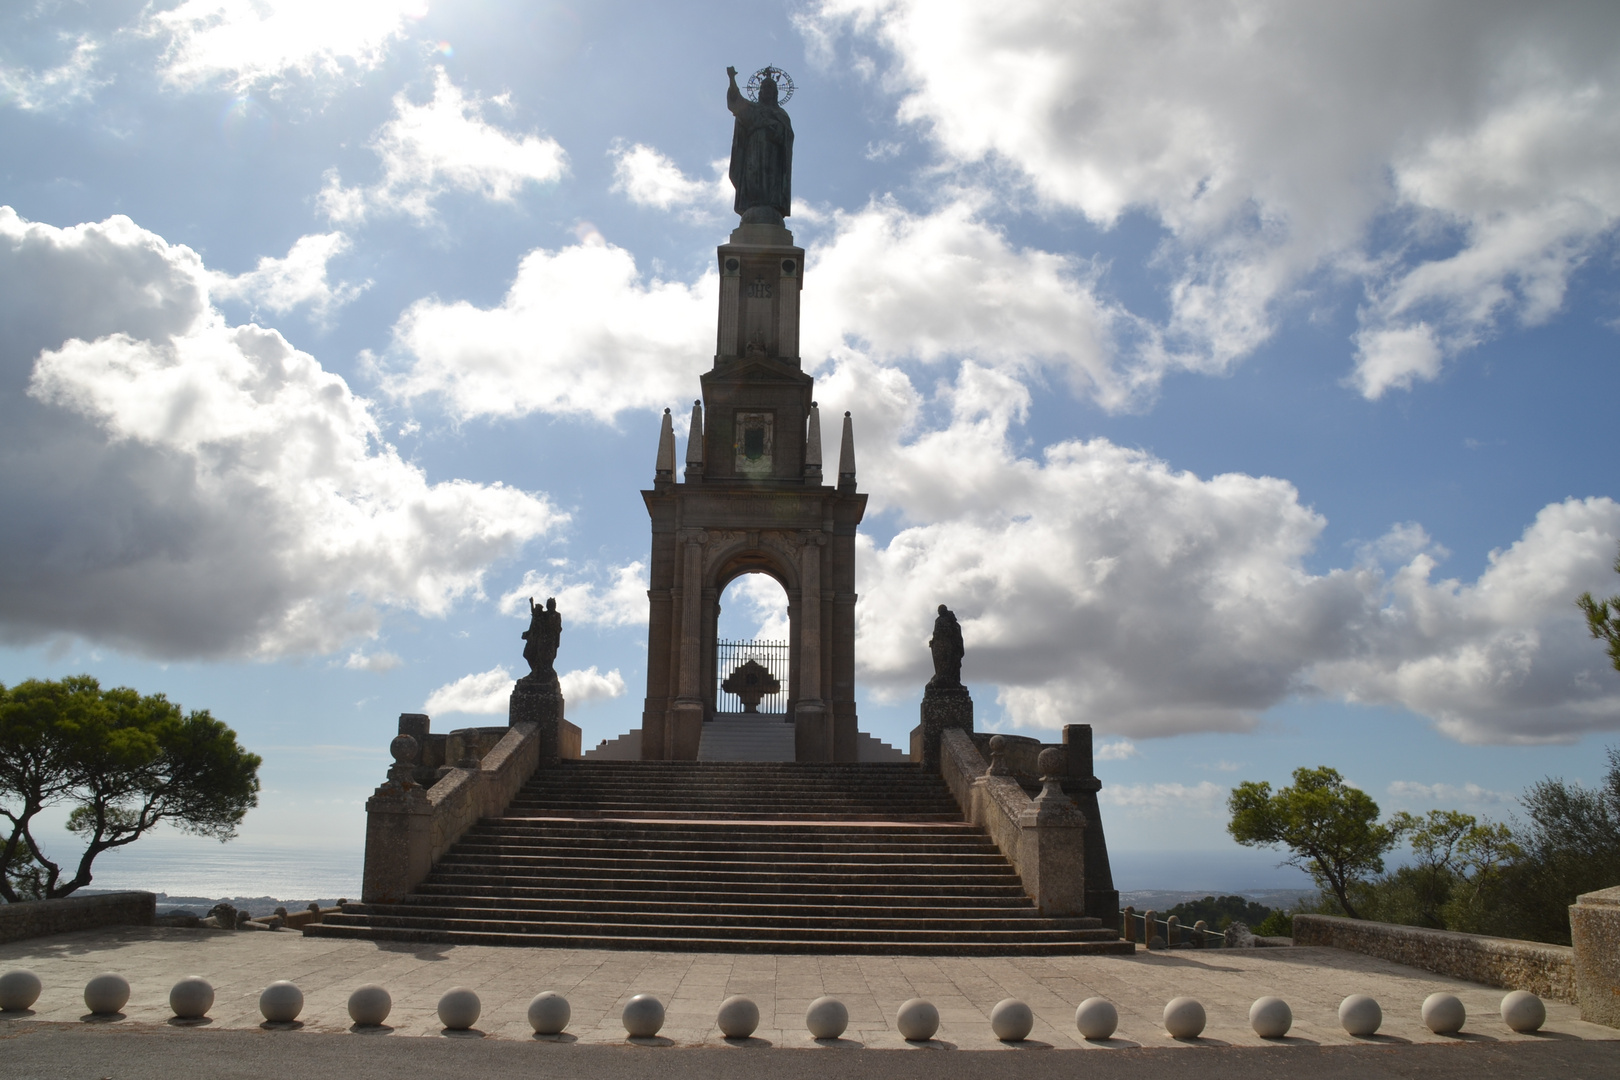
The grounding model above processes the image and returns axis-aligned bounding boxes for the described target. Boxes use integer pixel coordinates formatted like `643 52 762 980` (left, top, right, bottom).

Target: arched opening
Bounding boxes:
714 571 791 717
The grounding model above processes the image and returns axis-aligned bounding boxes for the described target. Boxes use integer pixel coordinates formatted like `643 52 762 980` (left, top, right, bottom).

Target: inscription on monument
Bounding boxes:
746 279 773 298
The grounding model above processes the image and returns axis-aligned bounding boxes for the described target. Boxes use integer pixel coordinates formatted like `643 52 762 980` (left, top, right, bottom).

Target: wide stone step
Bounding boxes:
332 904 1112 936
313 910 1114 945
453 836 1003 858
303 922 1135 956
408 881 1036 905
473 820 983 839
423 863 1022 888
504 808 962 822
390 893 1092 921
442 845 1013 868
417 870 1032 897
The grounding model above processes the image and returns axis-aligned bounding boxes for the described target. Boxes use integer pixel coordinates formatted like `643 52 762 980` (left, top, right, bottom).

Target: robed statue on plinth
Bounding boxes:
727 65 794 225
928 604 965 690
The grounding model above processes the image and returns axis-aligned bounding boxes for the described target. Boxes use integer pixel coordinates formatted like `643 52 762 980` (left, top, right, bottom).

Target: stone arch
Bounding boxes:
705 540 801 719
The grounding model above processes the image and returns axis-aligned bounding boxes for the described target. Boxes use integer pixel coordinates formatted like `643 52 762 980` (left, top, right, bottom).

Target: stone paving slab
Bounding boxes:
1 926 1614 1050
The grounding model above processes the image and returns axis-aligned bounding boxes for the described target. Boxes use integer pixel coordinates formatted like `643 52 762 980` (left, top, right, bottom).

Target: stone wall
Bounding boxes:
1293 914 1575 1001
0 891 156 945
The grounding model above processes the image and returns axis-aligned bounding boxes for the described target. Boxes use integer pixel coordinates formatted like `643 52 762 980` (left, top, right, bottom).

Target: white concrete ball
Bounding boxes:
715 995 758 1039
1500 990 1546 1033
168 976 214 1019
622 993 665 1038
84 973 131 1015
805 995 848 1039
258 980 304 1023
1422 992 1466 1034
1074 996 1118 1040
1163 996 1206 1039
0 970 42 1012
1338 994 1382 1036
896 998 939 1042
990 997 1034 1042
437 987 481 1031
347 984 392 1026
1249 996 1292 1038
528 991 570 1035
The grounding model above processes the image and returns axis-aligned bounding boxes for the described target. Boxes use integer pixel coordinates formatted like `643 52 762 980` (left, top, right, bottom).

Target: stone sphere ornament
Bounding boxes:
528 991 570 1035
168 976 214 1019
0 969 43 1012
990 997 1034 1042
716 995 759 1039
1338 994 1382 1036
347 984 392 1027
1249 996 1292 1038
1037 746 1066 776
1163 996 1206 1039
1500 990 1546 1033
896 997 939 1042
84 973 131 1016
1422 992 1466 1034
437 987 481 1031
805 995 848 1039
622 993 665 1038
259 980 304 1023
1074 997 1118 1040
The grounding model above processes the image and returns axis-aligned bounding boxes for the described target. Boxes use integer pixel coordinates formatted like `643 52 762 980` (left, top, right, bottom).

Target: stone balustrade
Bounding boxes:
0 891 155 945
361 711 581 904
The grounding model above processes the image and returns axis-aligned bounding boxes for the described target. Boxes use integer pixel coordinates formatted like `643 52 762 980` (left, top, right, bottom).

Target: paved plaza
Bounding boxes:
1 926 1614 1053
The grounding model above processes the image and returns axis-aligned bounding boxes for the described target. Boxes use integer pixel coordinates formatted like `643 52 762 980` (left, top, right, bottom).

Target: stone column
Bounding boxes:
670 528 708 759
361 734 434 903
794 532 831 761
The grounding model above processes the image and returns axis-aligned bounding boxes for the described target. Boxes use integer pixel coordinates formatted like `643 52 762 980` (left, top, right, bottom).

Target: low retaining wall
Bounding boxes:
0 891 156 945
1293 914 1575 1001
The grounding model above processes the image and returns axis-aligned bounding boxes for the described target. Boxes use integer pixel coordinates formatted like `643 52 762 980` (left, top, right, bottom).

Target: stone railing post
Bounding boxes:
361 734 434 904
1143 909 1158 948
1012 747 1088 917
1571 884 1620 1028
1167 914 1180 946
1123 905 1137 943
1194 919 1209 948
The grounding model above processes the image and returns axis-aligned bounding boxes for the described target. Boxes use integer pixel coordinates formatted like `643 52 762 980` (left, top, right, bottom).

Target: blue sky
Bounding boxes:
2 1 1618 895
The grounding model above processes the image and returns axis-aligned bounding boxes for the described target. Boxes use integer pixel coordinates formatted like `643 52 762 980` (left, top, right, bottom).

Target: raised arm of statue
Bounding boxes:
726 66 745 116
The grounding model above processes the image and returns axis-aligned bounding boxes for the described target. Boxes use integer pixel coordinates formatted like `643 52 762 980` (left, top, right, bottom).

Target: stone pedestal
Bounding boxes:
1571 884 1620 1028
1062 723 1120 921
794 701 830 762
509 676 564 765
361 783 432 904
913 686 973 771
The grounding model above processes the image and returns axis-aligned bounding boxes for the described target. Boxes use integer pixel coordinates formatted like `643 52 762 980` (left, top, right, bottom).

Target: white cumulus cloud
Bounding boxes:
610 142 727 214
500 562 650 629
0 36 103 111
560 666 627 704
1101 781 1227 816
1386 780 1514 811
807 356 1620 745
387 233 712 420
805 0 1620 399
320 67 567 224
0 206 562 660
424 665 513 715
210 232 369 320
150 0 426 91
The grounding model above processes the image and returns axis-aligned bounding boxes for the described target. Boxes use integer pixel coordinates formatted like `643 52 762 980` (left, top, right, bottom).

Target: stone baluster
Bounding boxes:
984 734 1009 776
1143 909 1158 948
1123 905 1136 942
1167 914 1180 946
1193 919 1208 948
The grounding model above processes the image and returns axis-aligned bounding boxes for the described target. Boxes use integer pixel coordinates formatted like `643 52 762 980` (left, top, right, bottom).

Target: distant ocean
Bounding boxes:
81 841 363 902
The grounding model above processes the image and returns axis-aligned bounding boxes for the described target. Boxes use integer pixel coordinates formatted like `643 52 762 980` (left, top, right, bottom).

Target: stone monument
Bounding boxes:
510 596 566 764
640 66 867 761
914 604 974 769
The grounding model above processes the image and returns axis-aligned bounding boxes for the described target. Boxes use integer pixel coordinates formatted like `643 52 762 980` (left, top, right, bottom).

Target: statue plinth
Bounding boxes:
914 684 973 771
509 673 564 765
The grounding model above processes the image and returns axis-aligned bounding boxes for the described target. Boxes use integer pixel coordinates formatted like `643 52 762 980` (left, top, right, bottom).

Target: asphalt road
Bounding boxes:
1 1023 1616 1080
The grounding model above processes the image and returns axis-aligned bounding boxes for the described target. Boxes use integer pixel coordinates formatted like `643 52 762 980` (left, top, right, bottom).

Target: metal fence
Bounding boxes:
715 638 790 714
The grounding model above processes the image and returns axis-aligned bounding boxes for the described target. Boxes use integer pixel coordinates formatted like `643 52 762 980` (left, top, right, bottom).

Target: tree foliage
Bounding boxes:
1227 766 1400 919
1165 894 1275 932
1577 542 1620 673
0 675 261 902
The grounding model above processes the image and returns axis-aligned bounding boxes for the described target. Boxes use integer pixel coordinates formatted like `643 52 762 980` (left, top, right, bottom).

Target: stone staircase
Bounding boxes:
307 760 1131 955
